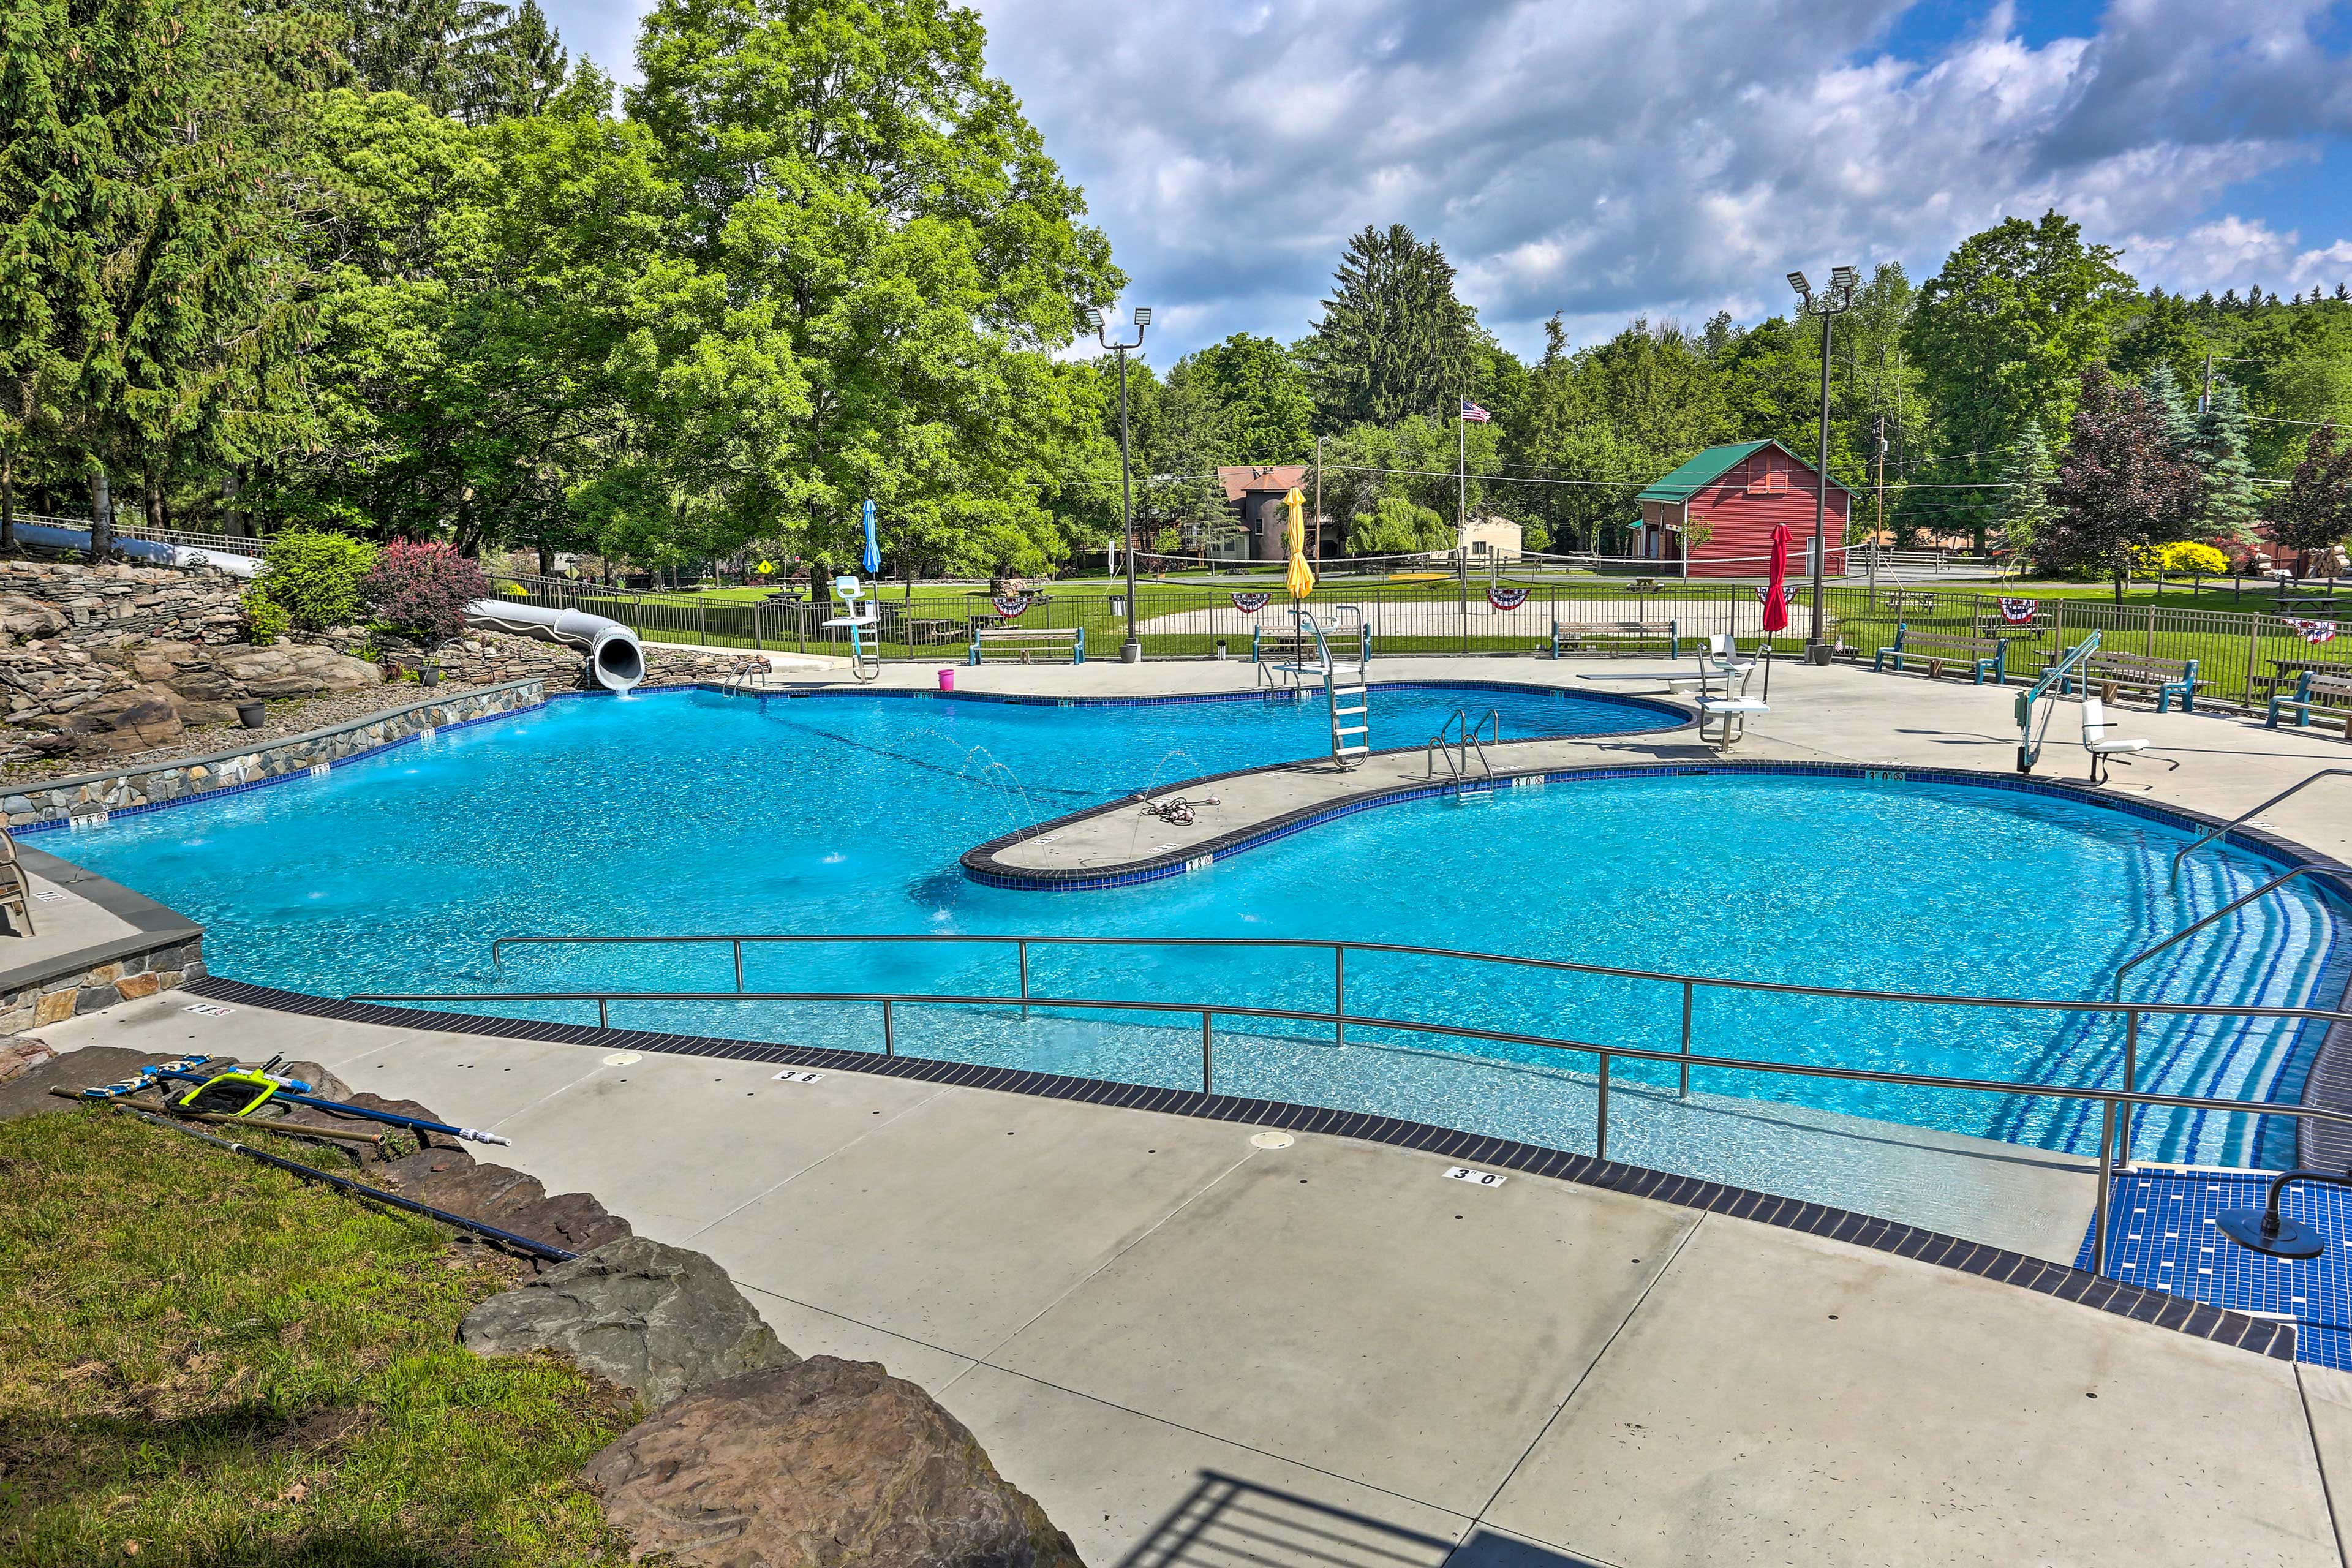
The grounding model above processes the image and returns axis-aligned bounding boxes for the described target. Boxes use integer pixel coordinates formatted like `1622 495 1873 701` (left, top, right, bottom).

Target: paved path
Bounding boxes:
892 655 2352 880
34 1000 2352 1568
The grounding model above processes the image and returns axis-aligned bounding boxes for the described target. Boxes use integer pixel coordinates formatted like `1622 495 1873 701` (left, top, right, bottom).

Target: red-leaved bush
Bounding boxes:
362 541 491 646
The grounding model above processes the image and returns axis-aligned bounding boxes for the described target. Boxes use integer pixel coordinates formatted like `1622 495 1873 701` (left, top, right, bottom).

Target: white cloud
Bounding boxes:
971 0 2352 355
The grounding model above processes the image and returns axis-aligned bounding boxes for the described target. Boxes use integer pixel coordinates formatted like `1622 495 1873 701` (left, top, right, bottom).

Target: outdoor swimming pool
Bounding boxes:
41 684 2348 1173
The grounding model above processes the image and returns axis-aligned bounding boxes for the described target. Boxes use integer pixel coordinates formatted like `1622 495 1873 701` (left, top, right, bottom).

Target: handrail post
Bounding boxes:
1202 1011 1213 1093
733 939 744 993
1334 945 1346 1047
2092 1096 2116 1276
597 997 609 1029
2119 1009 2137 1170
1018 939 1030 1021
883 998 895 1057
1596 1052 1610 1160
1679 980 1693 1099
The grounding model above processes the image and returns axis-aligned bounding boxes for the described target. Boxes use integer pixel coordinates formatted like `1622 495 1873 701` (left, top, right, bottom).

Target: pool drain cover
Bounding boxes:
602 1052 643 1066
1250 1131 1295 1150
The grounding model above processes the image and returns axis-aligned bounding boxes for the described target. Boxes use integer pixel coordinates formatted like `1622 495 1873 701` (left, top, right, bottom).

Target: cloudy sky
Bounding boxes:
539 0 2352 360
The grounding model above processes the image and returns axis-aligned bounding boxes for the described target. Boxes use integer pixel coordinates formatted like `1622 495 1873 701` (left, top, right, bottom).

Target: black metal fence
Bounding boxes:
487 574 2352 712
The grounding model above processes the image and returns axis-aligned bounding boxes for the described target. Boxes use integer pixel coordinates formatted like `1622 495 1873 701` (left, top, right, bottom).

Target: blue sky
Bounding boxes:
536 0 2352 360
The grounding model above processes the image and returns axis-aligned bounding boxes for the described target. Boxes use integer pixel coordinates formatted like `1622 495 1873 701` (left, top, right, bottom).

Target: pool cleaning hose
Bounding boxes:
118 1107 576 1262
140 1066 512 1145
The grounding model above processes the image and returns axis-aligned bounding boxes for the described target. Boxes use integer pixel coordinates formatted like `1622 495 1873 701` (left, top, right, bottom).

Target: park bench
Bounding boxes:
1550 619 1679 659
968 625 1084 665
1871 625 2006 684
2266 671 2352 737
2039 648 2199 712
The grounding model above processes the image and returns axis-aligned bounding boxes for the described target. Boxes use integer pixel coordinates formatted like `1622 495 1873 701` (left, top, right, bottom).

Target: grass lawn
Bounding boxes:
0 1107 638 1567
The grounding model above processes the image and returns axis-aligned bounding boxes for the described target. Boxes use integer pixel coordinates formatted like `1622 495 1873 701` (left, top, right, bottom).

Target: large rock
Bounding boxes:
582 1357 1084 1568
380 1143 631 1262
461 1236 793 1408
213 643 383 698
0 594 70 640
62 683 184 752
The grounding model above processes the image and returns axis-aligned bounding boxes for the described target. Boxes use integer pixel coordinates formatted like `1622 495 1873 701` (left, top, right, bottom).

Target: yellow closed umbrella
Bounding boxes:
1283 486 1316 600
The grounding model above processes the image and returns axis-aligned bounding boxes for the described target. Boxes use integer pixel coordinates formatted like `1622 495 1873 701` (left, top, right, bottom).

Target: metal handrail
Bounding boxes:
345 979 2352 1280
486 929 2352 1026
2169 769 2352 887
2113 863 2352 1004
1425 707 1498 785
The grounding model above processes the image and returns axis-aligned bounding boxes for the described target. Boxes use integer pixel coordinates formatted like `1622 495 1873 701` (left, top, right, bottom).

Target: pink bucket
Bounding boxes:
937 668 956 692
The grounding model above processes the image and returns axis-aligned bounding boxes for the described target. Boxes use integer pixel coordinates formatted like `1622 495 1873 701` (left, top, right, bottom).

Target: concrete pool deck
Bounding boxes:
31 997 2352 1568
760 653 2352 881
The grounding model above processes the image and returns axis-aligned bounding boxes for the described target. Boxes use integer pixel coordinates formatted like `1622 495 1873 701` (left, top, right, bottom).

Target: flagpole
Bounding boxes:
1457 402 1466 562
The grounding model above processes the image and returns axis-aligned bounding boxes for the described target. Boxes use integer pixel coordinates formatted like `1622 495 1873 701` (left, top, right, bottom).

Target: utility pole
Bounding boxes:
1088 304 1152 661
1788 266 1859 663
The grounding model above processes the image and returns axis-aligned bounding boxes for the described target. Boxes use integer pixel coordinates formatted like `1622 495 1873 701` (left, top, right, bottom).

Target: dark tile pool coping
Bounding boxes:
181 970 2301 1363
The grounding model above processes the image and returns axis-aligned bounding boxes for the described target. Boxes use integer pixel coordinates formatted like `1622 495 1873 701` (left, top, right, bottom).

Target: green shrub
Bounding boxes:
251 530 378 631
243 590 290 645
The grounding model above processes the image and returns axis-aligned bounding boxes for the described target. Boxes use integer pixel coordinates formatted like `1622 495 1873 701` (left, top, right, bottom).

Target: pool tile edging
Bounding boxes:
180 971 2299 1366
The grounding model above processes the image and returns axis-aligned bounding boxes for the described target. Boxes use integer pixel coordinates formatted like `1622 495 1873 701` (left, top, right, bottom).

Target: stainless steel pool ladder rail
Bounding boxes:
2166 769 2352 889
360 959 2352 1282
1425 707 1498 791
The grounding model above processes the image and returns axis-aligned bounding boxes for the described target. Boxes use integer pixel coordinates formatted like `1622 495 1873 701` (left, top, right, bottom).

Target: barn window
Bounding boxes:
1749 455 1788 496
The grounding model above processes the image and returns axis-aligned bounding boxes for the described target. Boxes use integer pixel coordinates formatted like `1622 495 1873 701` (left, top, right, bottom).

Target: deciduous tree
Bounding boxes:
2040 369 2203 598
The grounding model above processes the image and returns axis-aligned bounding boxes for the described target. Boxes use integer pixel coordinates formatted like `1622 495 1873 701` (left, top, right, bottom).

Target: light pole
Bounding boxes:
1787 266 1858 663
1087 304 1152 662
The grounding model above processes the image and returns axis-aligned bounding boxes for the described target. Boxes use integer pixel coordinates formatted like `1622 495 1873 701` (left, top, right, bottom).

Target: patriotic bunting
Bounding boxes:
1999 598 2040 624
1755 584 1796 605
2286 618 2340 644
990 594 1030 619
1487 586 1530 611
1231 591 1270 613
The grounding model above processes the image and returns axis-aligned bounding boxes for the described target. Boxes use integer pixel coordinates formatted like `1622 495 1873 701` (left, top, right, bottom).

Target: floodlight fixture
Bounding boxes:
1131 307 1153 327
1786 271 1811 299
1831 264 1860 292
1084 306 1105 331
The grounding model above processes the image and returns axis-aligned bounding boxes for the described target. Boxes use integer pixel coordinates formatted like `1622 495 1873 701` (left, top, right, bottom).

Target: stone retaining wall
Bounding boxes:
6 680 545 828
0 935 205 1033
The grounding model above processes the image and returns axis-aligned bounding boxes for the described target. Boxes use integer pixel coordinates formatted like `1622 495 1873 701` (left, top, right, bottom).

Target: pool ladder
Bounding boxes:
1300 610 1371 768
1427 707 1498 799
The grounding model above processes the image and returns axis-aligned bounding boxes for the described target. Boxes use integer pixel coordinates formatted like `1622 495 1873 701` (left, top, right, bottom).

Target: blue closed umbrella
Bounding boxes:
861 499 881 576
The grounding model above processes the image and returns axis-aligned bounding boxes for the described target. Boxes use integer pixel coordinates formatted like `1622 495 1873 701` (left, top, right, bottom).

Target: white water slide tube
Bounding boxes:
461 600 646 692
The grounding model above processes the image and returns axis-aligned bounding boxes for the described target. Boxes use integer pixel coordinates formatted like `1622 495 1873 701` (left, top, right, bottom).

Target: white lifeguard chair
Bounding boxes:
823 575 881 682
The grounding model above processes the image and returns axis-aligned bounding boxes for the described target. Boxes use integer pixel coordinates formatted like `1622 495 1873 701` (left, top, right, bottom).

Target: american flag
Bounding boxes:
1460 399 1491 423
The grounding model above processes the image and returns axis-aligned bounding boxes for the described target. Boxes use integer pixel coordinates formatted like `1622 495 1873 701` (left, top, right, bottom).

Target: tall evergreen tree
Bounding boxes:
2272 421 2352 567
2141 363 2196 453
1992 419 2056 558
2188 375 2261 546
1303 224 1474 431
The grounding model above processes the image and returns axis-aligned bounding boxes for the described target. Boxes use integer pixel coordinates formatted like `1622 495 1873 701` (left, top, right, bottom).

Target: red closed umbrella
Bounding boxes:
1761 522 1793 636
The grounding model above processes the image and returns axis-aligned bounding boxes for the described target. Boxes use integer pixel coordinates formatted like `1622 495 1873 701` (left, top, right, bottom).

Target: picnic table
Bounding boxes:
1623 577 1665 595
2253 656 2350 702
1881 589 1940 613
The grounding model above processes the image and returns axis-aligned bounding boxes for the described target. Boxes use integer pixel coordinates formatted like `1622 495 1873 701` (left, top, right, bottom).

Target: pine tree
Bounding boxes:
2189 375 2261 546
2141 363 2196 454
2042 368 2204 598
1305 224 1475 431
1992 418 2056 557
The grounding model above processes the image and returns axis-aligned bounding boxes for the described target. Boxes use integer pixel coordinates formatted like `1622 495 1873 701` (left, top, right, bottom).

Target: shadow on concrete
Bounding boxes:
1115 1472 1605 1568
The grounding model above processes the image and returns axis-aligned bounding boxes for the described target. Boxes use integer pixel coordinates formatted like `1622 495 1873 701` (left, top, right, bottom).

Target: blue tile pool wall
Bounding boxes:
2078 1169 2352 1370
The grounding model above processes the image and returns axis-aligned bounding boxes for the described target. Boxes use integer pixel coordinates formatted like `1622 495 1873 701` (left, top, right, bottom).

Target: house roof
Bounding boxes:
1217 465 1309 503
1634 439 1853 504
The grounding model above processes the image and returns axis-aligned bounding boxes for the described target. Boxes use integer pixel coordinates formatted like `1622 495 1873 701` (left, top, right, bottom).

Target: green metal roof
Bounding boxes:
1634 439 1853 504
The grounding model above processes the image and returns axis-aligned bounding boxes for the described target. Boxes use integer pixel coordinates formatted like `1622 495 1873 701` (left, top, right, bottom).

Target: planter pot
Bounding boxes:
236 703 266 729
420 666 442 688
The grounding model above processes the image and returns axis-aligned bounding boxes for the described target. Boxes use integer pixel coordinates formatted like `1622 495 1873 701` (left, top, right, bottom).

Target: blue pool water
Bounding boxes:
41 684 2346 1174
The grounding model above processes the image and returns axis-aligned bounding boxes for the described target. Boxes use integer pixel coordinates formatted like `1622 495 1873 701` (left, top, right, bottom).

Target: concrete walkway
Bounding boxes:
888 654 2352 880
34 997 2352 1568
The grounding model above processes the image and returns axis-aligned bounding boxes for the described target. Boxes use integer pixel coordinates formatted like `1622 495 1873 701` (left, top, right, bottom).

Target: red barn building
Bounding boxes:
1629 440 1851 578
